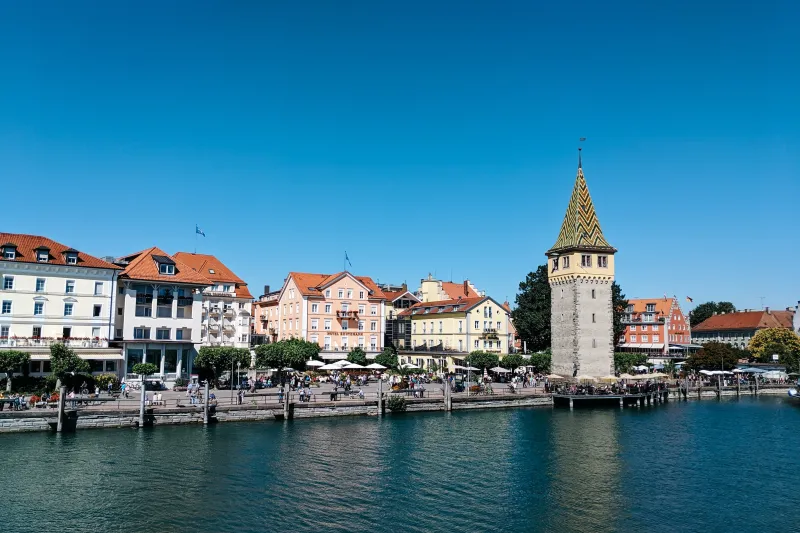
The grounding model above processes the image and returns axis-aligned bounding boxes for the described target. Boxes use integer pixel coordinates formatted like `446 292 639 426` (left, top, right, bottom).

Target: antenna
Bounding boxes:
578 137 586 168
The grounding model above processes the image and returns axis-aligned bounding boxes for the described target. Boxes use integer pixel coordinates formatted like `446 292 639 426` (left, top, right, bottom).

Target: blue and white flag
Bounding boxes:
196 225 205 237
345 251 352 268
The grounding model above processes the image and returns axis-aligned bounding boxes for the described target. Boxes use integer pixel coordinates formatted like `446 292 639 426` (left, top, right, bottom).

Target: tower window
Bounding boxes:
560 289 564 299
581 254 592 267
592 313 596 323
562 256 570 268
551 258 559 272
592 339 597 348
598 256 608 268
591 289 596 299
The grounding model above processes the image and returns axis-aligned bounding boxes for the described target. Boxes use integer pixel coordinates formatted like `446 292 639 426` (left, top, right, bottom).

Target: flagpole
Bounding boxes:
195 225 197 254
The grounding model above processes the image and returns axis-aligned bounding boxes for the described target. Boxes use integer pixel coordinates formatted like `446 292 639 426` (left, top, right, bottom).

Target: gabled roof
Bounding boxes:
118 247 212 285
548 165 615 254
0 232 119 269
441 281 478 299
693 310 794 332
626 297 678 317
285 271 386 300
398 297 486 317
383 289 420 303
172 252 254 300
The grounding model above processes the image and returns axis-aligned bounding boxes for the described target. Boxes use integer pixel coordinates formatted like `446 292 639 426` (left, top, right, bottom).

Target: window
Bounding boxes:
342 303 349 312
562 256 570 268
324 336 331 350
3 276 13 290
36 278 45 292
474 340 479 348
592 313 595 323
64 303 73 316
158 263 175 275
176 329 184 340
642 325 648 331
311 319 318 330
325 304 332 313
347 290 352 299
598 256 608 268
32 326 42 338
91 327 101 339
34 302 44 316
119 286 125 294
371 321 377 331
310 334 318 344
324 320 331 331
458 340 463 351
65 280 75 293
423 322 427 333
3 248 15 260
642 335 649 342
94 282 103 296
370 305 377 315
592 339 597 348
311 304 318 313
359 291 365 299
134 328 150 339
1 301 11 314
561 289 564 299
439 321 443 333
358 336 365 348
591 289 596 299
652 325 659 332
93 304 102 317
654 335 660 342
325 289 331 298
631 325 637 331
289 289 295 299
338 290 344 299
238 302 244 309
156 329 171 340
497 321 501 330
295 303 300 313
358 304 365 315
0 325 8 337
358 320 364 331
646 303 655 313
342 320 348 331
288 319 293 330
551 258 559 272
370 337 377 351
474 320 479 329
412 322 417 334
581 254 592 267
631 335 637 342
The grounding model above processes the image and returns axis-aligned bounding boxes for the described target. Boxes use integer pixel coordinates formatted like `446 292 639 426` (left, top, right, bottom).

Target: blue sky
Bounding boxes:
1 0 798 311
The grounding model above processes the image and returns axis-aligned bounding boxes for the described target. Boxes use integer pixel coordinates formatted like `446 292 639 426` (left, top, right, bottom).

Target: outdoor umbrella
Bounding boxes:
305 360 325 367
490 366 511 373
575 375 597 382
400 363 420 369
599 375 618 382
366 363 387 370
619 373 635 379
318 364 340 370
342 363 365 370
465 366 480 371
546 374 565 380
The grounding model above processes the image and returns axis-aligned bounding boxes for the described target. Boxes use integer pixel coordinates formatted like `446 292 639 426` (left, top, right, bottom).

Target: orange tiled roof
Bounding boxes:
383 289 419 303
441 281 477 299
398 297 486 317
287 271 386 300
693 310 794 332
626 297 677 317
118 247 212 285
0 232 119 269
234 285 254 299
173 252 253 300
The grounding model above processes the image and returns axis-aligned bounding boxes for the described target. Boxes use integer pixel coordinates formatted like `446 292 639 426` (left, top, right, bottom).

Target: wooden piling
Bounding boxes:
56 386 66 433
203 381 209 425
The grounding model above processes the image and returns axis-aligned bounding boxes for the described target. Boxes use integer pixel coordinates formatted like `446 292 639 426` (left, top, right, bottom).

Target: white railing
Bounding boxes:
0 338 109 348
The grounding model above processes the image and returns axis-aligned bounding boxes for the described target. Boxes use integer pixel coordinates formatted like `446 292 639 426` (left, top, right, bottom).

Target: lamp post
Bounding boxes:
237 361 241 395
231 357 235 404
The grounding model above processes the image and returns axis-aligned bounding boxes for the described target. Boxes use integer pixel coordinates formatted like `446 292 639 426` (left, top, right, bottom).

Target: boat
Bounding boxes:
788 388 799 400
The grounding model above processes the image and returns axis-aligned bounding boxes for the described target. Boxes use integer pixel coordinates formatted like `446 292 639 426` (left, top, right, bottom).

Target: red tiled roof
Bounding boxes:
383 289 419 303
287 271 386 300
118 247 212 285
173 252 253 300
0 233 120 269
626 297 677 317
693 310 794 331
399 297 486 317
441 281 477 299
234 285 254 299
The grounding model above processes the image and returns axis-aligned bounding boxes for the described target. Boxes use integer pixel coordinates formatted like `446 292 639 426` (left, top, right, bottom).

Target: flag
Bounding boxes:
686 296 693 303
345 251 352 268
579 137 586 141
196 225 205 237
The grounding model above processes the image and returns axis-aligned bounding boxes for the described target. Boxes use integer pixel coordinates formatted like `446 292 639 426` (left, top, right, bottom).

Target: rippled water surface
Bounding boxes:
2 397 799 533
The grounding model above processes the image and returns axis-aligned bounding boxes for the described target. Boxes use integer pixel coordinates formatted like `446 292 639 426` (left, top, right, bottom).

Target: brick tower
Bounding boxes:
546 156 616 378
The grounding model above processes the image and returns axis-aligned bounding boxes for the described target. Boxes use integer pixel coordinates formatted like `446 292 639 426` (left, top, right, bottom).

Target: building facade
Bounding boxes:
618 297 690 356
173 252 253 349
546 159 616 378
418 275 483 303
0 233 123 376
381 284 419 350
114 247 210 384
691 308 795 349
259 271 387 359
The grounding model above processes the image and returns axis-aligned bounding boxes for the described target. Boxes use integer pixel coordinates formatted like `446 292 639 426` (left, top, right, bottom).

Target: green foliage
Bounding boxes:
749 328 800 372
346 347 368 366
0 350 31 391
387 395 406 412
611 282 628 345
195 347 252 381
49 343 90 380
374 348 399 370
613 352 647 373
174 377 187 387
428 361 439 373
511 265 551 352
527 350 551 374
132 362 159 376
686 342 738 371
465 350 499 370
254 338 319 372
93 373 118 389
501 353 524 371
688 301 736 328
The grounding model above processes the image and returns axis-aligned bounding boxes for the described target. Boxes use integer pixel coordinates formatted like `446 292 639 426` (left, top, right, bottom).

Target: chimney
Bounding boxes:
463 280 469 296
765 307 770 314
402 283 407 291
264 285 270 295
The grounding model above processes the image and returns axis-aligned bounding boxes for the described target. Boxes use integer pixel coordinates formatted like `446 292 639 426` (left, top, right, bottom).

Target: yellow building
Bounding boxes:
398 295 512 371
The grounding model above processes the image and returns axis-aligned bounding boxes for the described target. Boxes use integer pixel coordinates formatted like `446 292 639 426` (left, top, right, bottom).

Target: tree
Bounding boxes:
528 351 551 374
465 350 499 370
374 347 399 370
686 342 738 371
194 347 252 383
688 301 736 327
49 343 90 389
611 282 628 345
0 350 30 392
254 338 319 374
749 328 800 373
428 361 439 374
501 353 524 371
132 362 158 377
512 265 551 352
347 347 368 366
613 352 647 374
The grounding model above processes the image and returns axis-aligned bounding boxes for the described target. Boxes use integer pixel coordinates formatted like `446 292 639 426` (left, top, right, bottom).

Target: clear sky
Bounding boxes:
1 0 798 312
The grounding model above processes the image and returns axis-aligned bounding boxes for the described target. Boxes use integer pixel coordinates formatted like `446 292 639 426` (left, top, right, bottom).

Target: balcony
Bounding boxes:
0 337 109 348
205 290 233 298
223 308 236 317
336 310 358 320
157 296 173 306
177 297 193 307
260 315 268 321
208 307 221 316
269 328 277 335
480 328 499 340
135 294 153 305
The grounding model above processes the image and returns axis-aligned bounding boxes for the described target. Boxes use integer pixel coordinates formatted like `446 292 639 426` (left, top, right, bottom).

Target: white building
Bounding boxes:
0 233 123 376
173 252 253 349
114 247 211 385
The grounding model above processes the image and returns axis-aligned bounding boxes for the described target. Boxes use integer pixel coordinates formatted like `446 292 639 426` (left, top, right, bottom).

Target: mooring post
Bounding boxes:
203 380 209 425
569 398 573 410
445 380 452 412
139 382 146 428
56 386 66 433
755 377 759 395
619 397 623 410
377 379 383 417
736 379 740 397
283 387 292 420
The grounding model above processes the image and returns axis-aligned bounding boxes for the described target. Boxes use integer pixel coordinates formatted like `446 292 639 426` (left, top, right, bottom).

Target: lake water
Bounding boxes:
1 397 799 533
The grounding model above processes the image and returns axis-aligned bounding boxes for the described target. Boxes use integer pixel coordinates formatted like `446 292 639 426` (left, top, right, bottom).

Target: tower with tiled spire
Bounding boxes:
546 155 617 378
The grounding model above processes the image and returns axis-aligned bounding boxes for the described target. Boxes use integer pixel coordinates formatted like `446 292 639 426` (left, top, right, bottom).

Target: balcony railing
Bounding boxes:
205 291 234 298
136 294 153 305
157 296 173 305
223 308 236 317
208 307 221 316
336 310 358 320
0 337 109 348
177 297 193 307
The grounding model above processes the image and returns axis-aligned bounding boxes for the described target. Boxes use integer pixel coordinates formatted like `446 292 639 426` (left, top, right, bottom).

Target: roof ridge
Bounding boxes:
548 167 614 254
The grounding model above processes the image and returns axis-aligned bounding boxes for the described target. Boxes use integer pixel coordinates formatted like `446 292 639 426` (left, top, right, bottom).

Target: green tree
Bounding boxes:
611 282 628 344
347 347 368 366
465 350 499 370
0 350 31 392
512 265 551 352
688 301 736 328
428 361 439 374
132 362 159 377
501 353 524 371
254 338 319 374
374 347 399 369
49 343 90 389
613 352 647 374
528 350 551 374
749 328 800 373
686 342 737 371
194 347 252 383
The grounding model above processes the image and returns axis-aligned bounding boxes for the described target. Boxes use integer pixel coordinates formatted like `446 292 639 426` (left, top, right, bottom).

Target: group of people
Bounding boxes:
0 392 28 411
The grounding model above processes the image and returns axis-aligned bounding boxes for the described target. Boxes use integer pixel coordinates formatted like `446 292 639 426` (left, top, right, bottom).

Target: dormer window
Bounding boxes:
63 248 79 265
646 303 656 313
2 244 16 260
38 251 48 262
159 263 175 275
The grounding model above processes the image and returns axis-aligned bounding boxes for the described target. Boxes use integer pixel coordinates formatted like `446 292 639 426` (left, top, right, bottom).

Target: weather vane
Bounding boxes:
578 137 586 167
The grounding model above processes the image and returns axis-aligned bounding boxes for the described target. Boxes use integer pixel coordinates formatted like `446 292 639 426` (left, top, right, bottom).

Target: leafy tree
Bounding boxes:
347 347 368 366
501 353 524 371
512 265 551 352
194 347 252 382
465 350 499 370
749 328 800 373
49 343 90 389
428 361 439 374
254 338 319 374
528 350 551 374
374 347 398 370
0 350 30 392
686 342 738 371
132 362 158 377
612 282 628 344
688 301 736 327
613 352 647 374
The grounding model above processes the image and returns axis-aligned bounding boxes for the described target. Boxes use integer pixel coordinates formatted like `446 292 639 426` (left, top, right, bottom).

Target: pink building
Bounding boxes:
254 271 386 360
